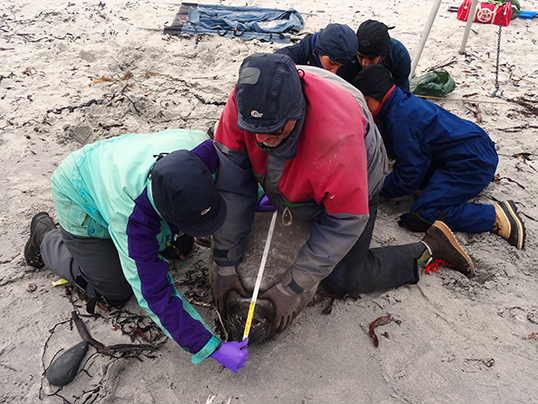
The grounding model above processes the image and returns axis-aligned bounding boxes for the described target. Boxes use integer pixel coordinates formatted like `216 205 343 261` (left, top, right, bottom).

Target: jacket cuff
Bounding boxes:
281 267 307 295
284 278 306 295
191 335 221 364
212 244 245 267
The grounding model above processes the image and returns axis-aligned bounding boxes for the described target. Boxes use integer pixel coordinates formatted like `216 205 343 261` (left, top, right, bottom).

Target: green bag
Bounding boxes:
488 0 522 19
410 71 456 97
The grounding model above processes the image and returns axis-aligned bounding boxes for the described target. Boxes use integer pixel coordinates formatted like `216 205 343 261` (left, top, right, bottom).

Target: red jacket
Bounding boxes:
213 69 374 292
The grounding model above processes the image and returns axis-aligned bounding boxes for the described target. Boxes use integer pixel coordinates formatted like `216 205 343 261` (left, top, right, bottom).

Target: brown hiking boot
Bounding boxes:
493 200 525 250
422 221 474 276
24 212 57 268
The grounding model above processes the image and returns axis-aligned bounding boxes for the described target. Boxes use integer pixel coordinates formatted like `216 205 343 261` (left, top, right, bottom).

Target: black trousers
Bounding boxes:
41 227 133 303
322 196 424 298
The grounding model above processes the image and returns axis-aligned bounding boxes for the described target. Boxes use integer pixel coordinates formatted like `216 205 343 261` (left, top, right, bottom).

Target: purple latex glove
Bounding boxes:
210 339 249 373
256 195 276 212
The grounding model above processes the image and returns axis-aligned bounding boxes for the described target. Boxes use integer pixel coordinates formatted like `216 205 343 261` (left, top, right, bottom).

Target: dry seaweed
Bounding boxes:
465 358 495 368
465 102 482 123
493 173 526 189
508 97 538 116
369 314 401 348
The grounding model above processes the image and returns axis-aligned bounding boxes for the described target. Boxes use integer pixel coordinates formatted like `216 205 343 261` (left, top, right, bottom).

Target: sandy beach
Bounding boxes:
1 0 538 402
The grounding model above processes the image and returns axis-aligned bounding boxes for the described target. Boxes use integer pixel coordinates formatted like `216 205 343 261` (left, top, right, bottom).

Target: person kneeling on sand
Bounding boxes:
24 129 248 373
353 64 525 250
211 53 476 335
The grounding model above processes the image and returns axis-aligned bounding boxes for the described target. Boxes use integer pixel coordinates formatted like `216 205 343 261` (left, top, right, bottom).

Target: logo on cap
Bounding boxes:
201 207 212 216
250 110 263 118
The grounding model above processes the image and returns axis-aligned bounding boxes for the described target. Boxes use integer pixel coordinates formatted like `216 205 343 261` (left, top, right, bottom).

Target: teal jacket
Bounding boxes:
51 129 221 363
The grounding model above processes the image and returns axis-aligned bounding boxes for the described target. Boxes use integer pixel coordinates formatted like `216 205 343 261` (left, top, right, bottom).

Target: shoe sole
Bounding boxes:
498 201 525 250
432 221 475 276
24 212 52 267
194 236 212 248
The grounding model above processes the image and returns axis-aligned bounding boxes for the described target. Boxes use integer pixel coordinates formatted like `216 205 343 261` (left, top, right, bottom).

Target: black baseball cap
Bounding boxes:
356 20 391 57
235 53 305 135
151 150 227 237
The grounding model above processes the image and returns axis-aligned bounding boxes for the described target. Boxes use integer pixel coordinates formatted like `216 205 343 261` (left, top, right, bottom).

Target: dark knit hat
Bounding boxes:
235 53 305 135
315 23 358 64
151 150 226 237
353 64 395 102
356 20 391 57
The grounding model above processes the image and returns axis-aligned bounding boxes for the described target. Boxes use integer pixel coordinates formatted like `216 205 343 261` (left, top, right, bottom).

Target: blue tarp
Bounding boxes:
164 4 304 43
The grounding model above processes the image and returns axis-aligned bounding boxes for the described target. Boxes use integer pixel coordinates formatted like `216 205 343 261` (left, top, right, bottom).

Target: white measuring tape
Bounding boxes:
242 210 278 340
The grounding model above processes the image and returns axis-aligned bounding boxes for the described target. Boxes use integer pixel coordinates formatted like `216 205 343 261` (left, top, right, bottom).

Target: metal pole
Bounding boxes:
409 0 443 80
459 0 479 53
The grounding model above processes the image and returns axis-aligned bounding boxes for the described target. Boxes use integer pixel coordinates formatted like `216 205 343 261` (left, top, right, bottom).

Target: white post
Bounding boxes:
459 0 479 53
409 0 443 80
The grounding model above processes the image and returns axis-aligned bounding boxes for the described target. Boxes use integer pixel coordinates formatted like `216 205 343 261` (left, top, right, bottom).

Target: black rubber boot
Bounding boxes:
24 212 57 268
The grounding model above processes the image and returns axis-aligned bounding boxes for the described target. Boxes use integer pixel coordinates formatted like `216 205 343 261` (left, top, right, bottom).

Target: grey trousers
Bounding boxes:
322 196 425 298
41 227 133 304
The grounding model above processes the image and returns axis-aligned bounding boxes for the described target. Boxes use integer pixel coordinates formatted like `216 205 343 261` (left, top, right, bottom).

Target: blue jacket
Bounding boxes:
337 38 411 91
383 38 411 92
51 129 221 364
275 33 323 68
375 86 496 199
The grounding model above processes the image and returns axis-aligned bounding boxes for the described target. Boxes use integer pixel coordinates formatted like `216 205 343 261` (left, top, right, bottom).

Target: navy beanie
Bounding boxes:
236 53 305 134
151 150 227 237
315 23 358 64
356 20 391 57
353 64 395 102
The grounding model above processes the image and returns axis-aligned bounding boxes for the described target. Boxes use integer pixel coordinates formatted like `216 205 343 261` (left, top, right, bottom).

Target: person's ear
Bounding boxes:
364 96 380 114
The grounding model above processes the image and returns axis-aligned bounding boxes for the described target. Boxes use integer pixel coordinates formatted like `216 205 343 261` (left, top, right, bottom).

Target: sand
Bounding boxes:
1 0 538 403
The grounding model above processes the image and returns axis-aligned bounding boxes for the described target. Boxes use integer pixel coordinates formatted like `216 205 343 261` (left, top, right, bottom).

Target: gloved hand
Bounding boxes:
213 266 248 313
210 338 249 373
260 282 302 333
256 195 276 212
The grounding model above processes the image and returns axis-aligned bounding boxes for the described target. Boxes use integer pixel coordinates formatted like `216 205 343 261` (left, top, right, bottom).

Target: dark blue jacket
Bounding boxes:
275 33 323 68
338 38 411 91
383 38 411 92
375 86 496 199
